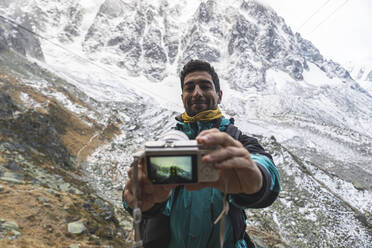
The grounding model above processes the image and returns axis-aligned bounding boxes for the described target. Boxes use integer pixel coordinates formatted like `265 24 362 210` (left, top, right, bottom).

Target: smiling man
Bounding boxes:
123 60 281 248
181 70 222 116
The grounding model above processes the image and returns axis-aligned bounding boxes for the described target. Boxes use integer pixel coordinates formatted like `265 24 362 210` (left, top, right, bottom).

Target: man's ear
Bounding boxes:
217 90 222 104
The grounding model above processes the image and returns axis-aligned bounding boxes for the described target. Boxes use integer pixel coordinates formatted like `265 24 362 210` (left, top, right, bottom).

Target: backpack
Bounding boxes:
139 186 180 247
140 122 255 248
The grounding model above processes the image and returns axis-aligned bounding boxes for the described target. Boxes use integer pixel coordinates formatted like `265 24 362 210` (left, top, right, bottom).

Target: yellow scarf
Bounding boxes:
181 108 222 123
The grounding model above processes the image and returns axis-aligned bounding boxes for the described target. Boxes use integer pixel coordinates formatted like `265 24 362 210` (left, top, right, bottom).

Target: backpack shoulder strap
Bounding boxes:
226 120 256 247
225 119 242 140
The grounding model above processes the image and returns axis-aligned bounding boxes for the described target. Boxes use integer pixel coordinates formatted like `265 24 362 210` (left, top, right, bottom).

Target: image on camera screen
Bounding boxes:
147 155 197 184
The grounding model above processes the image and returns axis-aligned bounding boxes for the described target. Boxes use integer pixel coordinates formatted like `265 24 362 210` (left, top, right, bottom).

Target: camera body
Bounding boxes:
144 130 219 184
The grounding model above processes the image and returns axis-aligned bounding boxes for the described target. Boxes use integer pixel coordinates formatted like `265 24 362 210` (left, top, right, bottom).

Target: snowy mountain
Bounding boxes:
344 60 372 97
345 60 372 82
0 0 371 247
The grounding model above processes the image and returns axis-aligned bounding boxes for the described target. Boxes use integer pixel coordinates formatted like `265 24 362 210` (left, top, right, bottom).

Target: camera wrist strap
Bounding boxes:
131 156 143 248
214 174 229 248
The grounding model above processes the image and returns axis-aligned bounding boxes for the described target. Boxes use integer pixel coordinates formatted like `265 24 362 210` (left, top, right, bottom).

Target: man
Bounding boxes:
123 60 280 248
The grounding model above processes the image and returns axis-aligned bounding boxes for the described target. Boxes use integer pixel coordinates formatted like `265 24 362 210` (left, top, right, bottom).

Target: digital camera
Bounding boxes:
144 130 219 184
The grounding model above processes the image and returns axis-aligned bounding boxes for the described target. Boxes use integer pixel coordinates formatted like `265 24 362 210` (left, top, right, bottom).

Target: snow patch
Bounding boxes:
19 92 44 109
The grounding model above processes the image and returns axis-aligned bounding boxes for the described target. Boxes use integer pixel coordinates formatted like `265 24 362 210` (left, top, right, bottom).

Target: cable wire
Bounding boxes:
297 0 332 31
308 0 349 35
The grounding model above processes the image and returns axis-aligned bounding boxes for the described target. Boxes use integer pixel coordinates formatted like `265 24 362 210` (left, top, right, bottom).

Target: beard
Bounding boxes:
185 96 217 116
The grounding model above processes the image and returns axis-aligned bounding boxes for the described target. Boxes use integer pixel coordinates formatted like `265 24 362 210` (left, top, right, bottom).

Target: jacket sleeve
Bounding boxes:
229 134 281 209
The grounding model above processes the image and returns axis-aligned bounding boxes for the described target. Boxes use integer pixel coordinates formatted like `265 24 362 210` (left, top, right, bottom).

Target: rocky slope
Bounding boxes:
0 48 133 247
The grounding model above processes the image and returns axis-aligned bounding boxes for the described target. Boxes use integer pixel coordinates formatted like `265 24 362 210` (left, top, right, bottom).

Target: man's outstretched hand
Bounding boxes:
124 128 263 211
185 128 263 194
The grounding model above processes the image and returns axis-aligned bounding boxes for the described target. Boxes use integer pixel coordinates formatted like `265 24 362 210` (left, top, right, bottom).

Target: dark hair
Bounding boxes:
180 60 220 92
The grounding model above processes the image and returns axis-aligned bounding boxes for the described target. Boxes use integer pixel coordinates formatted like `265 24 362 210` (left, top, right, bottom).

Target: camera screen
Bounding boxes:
146 155 197 184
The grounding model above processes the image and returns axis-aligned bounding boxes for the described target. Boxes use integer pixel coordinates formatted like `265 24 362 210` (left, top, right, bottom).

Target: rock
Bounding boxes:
67 221 86 234
296 200 305 207
99 226 115 239
117 217 132 230
37 197 49 204
250 235 268 248
68 244 81 248
352 181 365 191
11 230 21 237
0 176 23 184
113 184 122 190
0 171 24 183
69 188 83 195
100 205 114 221
89 234 99 240
59 182 71 192
0 184 4 192
47 188 55 194
3 221 19 230
4 161 22 171
273 244 286 248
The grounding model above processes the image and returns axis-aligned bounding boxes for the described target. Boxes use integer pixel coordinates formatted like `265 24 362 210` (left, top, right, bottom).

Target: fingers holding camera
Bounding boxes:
216 156 262 194
197 129 256 172
202 146 248 168
124 163 148 210
197 129 263 194
196 128 241 148
124 159 172 211
126 158 147 197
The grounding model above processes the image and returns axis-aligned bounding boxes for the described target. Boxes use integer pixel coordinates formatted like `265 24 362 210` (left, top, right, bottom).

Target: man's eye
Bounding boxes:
184 86 194 92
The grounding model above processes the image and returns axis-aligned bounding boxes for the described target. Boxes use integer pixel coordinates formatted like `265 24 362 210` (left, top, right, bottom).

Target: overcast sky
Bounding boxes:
261 0 372 66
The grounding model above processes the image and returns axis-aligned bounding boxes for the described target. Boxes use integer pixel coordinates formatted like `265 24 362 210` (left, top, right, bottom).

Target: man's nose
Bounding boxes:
192 85 203 96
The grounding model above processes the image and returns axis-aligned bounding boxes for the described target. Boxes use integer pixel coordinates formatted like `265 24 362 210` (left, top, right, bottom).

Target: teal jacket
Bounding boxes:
124 117 281 248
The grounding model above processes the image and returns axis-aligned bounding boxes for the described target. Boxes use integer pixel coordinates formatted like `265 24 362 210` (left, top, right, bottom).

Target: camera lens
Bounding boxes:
157 130 189 142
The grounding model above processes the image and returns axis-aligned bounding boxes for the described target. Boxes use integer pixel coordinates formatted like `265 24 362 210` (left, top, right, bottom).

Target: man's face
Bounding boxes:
181 71 222 116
